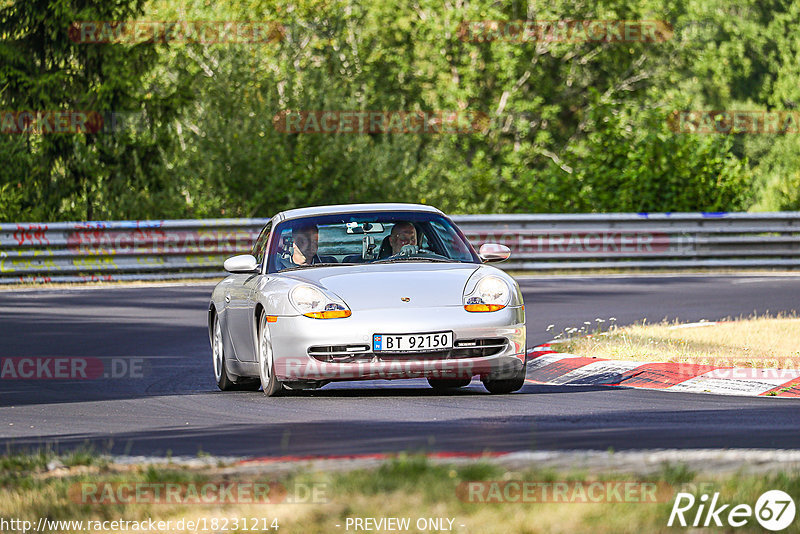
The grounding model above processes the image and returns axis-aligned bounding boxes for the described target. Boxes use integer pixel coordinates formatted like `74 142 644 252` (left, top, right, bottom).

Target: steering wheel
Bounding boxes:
381 245 447 261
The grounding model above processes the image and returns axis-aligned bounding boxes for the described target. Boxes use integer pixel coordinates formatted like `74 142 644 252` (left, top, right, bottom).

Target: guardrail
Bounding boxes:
456 212 800 270
1 212 798 283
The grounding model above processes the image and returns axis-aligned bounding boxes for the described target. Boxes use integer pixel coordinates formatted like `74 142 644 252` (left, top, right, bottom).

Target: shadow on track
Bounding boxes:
4 386 799 457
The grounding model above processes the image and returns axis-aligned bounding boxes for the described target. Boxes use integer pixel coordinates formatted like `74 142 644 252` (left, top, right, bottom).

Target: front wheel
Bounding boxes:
482 359 527 394
212 314 237 391
257 313 283 397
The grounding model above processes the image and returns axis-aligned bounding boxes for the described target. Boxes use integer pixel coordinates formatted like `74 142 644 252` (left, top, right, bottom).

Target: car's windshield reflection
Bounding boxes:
266 211 478 274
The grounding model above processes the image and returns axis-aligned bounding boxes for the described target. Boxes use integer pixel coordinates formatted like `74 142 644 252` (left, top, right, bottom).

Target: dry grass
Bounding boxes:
561 314 800 368
3 452 800 533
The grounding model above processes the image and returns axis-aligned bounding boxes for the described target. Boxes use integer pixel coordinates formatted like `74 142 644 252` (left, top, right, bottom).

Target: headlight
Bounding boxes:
463 275 510 312
290 285 351 319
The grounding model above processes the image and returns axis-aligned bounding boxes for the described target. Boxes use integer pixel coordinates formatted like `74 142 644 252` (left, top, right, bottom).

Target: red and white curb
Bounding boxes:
525 345 800 398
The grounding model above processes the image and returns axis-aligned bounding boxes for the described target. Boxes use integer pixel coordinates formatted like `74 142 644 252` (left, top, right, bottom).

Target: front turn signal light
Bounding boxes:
464 304 506 312
304 310 352 319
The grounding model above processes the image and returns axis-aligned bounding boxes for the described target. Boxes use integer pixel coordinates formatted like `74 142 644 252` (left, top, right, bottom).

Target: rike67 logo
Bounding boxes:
669 490 796 531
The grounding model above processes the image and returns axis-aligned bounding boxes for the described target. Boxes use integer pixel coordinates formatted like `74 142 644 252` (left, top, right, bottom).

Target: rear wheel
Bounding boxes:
427 377 472 390
482 359 527 394
257 313 283 397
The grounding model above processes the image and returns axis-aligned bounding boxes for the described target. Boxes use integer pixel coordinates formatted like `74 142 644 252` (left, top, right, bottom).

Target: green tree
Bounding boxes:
0 0 189 221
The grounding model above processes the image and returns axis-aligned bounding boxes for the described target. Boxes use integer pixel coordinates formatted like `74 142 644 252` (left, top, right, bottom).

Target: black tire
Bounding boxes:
212 313 238 391
482 359 527 394
257 313 284 397
427 377 472 390
235 377 263 391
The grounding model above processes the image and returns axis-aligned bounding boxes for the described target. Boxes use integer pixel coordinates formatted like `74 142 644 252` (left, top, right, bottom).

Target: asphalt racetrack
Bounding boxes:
1 274 799 457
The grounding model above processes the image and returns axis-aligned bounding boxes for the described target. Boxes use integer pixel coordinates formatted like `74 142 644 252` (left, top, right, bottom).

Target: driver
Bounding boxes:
389 222 418 254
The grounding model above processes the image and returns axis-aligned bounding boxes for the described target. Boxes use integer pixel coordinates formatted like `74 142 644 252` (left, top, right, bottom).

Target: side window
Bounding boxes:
251 221 272 265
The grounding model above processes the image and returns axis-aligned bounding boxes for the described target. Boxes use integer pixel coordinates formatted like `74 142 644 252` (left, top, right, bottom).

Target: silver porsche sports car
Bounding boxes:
208 203 526 396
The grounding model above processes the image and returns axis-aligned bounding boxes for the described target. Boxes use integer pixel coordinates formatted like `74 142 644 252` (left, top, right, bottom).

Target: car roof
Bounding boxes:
274 203 444 222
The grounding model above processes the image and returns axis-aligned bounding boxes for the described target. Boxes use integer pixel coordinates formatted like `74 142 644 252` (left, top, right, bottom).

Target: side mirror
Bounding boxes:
223 254 259 273
478 243 511 263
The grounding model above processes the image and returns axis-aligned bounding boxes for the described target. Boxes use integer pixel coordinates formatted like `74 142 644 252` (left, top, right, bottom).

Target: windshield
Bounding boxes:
266 211 479 273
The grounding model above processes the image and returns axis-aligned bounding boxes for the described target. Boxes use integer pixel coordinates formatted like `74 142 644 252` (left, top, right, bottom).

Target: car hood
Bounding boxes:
282 262 481 310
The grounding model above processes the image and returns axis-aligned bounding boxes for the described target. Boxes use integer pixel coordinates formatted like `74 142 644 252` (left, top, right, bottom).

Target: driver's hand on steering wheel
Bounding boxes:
398 244 419 256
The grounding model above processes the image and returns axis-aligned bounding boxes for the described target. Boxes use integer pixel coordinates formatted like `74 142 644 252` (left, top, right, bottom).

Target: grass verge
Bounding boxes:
560 314 800 368
2 450 800 533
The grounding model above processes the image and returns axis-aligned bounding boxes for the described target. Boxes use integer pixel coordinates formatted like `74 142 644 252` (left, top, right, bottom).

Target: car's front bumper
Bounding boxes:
268 305 526 381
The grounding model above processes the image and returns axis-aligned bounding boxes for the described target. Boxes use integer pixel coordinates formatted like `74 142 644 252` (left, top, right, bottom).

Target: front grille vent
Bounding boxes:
308 338 507 362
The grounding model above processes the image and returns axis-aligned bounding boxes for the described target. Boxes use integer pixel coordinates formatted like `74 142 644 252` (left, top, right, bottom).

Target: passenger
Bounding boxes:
291 222 320 265
276 222 337 269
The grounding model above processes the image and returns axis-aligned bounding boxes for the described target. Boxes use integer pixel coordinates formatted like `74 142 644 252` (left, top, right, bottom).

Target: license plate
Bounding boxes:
372 332 453 352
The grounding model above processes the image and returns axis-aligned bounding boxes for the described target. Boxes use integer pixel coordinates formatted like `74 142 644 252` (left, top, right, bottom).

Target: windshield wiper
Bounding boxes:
280 262 346 271
371 257 453 264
